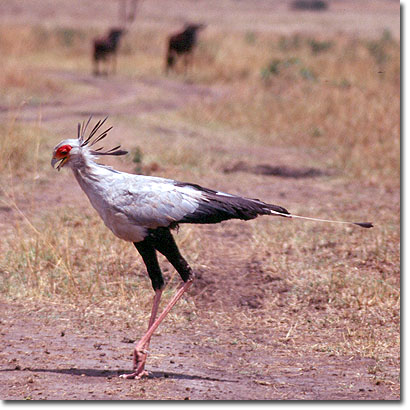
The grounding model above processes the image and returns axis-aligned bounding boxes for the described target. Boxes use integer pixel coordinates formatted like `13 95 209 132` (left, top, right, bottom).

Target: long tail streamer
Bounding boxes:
270 210 373 228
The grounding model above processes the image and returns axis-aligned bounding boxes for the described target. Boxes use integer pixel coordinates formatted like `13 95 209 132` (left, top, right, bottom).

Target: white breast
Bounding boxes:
72 167 200 243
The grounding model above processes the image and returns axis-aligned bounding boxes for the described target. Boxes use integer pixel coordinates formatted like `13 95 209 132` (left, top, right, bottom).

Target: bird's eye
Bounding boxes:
56 144 72 157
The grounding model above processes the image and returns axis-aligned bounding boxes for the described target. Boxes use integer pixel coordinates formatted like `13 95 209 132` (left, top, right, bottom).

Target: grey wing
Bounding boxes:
108 175 289 229
111 178 202 228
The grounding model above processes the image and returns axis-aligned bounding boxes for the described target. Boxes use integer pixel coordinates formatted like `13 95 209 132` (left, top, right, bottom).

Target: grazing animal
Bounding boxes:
51 118 373 379
165 23 205 73
93 28 125 76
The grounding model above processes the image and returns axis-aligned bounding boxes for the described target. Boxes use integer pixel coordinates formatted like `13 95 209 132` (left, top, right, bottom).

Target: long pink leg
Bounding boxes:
129 289 162 378
120 279 193 379
147 290 163 329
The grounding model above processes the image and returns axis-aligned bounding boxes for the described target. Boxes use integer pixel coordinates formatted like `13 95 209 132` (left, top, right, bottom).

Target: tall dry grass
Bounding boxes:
0 23 400 372
182 31 400 188
0 118 43 176
248 217 399 361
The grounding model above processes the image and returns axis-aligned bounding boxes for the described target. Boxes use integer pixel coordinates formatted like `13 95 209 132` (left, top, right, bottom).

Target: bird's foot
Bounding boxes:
119 370 149 380
119 347 149 380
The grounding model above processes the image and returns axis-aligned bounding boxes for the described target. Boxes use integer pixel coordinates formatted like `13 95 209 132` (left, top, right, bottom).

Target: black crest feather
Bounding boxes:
77 116 128 157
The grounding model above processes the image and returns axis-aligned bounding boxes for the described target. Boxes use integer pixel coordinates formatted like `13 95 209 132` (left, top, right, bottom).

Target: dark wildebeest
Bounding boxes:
93 28 125 76
165 24 205 73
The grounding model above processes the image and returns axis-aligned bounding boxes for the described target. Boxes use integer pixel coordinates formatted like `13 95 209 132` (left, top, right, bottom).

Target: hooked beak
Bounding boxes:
51 156 68 171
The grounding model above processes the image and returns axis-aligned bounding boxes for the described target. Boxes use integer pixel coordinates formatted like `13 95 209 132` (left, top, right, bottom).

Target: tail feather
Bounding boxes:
174 182 372 229
264 203 290 217
176 182 288 224
270 209 373 228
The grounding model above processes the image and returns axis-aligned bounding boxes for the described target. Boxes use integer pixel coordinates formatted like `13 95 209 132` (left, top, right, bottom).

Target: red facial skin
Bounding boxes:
56 144 72 158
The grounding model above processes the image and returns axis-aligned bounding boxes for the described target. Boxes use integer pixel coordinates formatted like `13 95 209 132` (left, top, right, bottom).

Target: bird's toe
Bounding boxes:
119 370 150 380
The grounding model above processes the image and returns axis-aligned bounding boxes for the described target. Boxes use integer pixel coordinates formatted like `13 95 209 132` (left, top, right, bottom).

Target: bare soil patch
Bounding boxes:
0 301 399 400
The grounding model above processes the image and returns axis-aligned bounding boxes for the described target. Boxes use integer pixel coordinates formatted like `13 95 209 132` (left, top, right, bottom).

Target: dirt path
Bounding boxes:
0 69 225 123
0 301 398 400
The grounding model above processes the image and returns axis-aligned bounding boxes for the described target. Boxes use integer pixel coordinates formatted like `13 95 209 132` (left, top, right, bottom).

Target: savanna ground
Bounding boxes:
0 0 400 401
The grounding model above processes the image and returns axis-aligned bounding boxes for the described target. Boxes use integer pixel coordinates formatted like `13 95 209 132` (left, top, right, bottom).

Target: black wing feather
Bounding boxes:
175 182 289 224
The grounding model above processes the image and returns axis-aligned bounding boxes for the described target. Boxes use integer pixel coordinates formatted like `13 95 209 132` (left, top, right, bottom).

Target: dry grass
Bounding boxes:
249 218 399 359
1 24 398 187
182 31 400 187
0 26 79 106
0 200 193 326
0 18 400 375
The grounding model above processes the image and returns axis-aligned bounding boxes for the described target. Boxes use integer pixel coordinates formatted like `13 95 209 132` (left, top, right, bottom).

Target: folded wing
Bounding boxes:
111 176 289 228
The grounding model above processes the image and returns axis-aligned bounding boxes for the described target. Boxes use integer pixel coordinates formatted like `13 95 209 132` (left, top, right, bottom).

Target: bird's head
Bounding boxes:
51 139 81 171
51 117 127 171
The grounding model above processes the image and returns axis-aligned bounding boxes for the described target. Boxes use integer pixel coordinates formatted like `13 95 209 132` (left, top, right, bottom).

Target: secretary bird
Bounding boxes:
51 118 373 379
